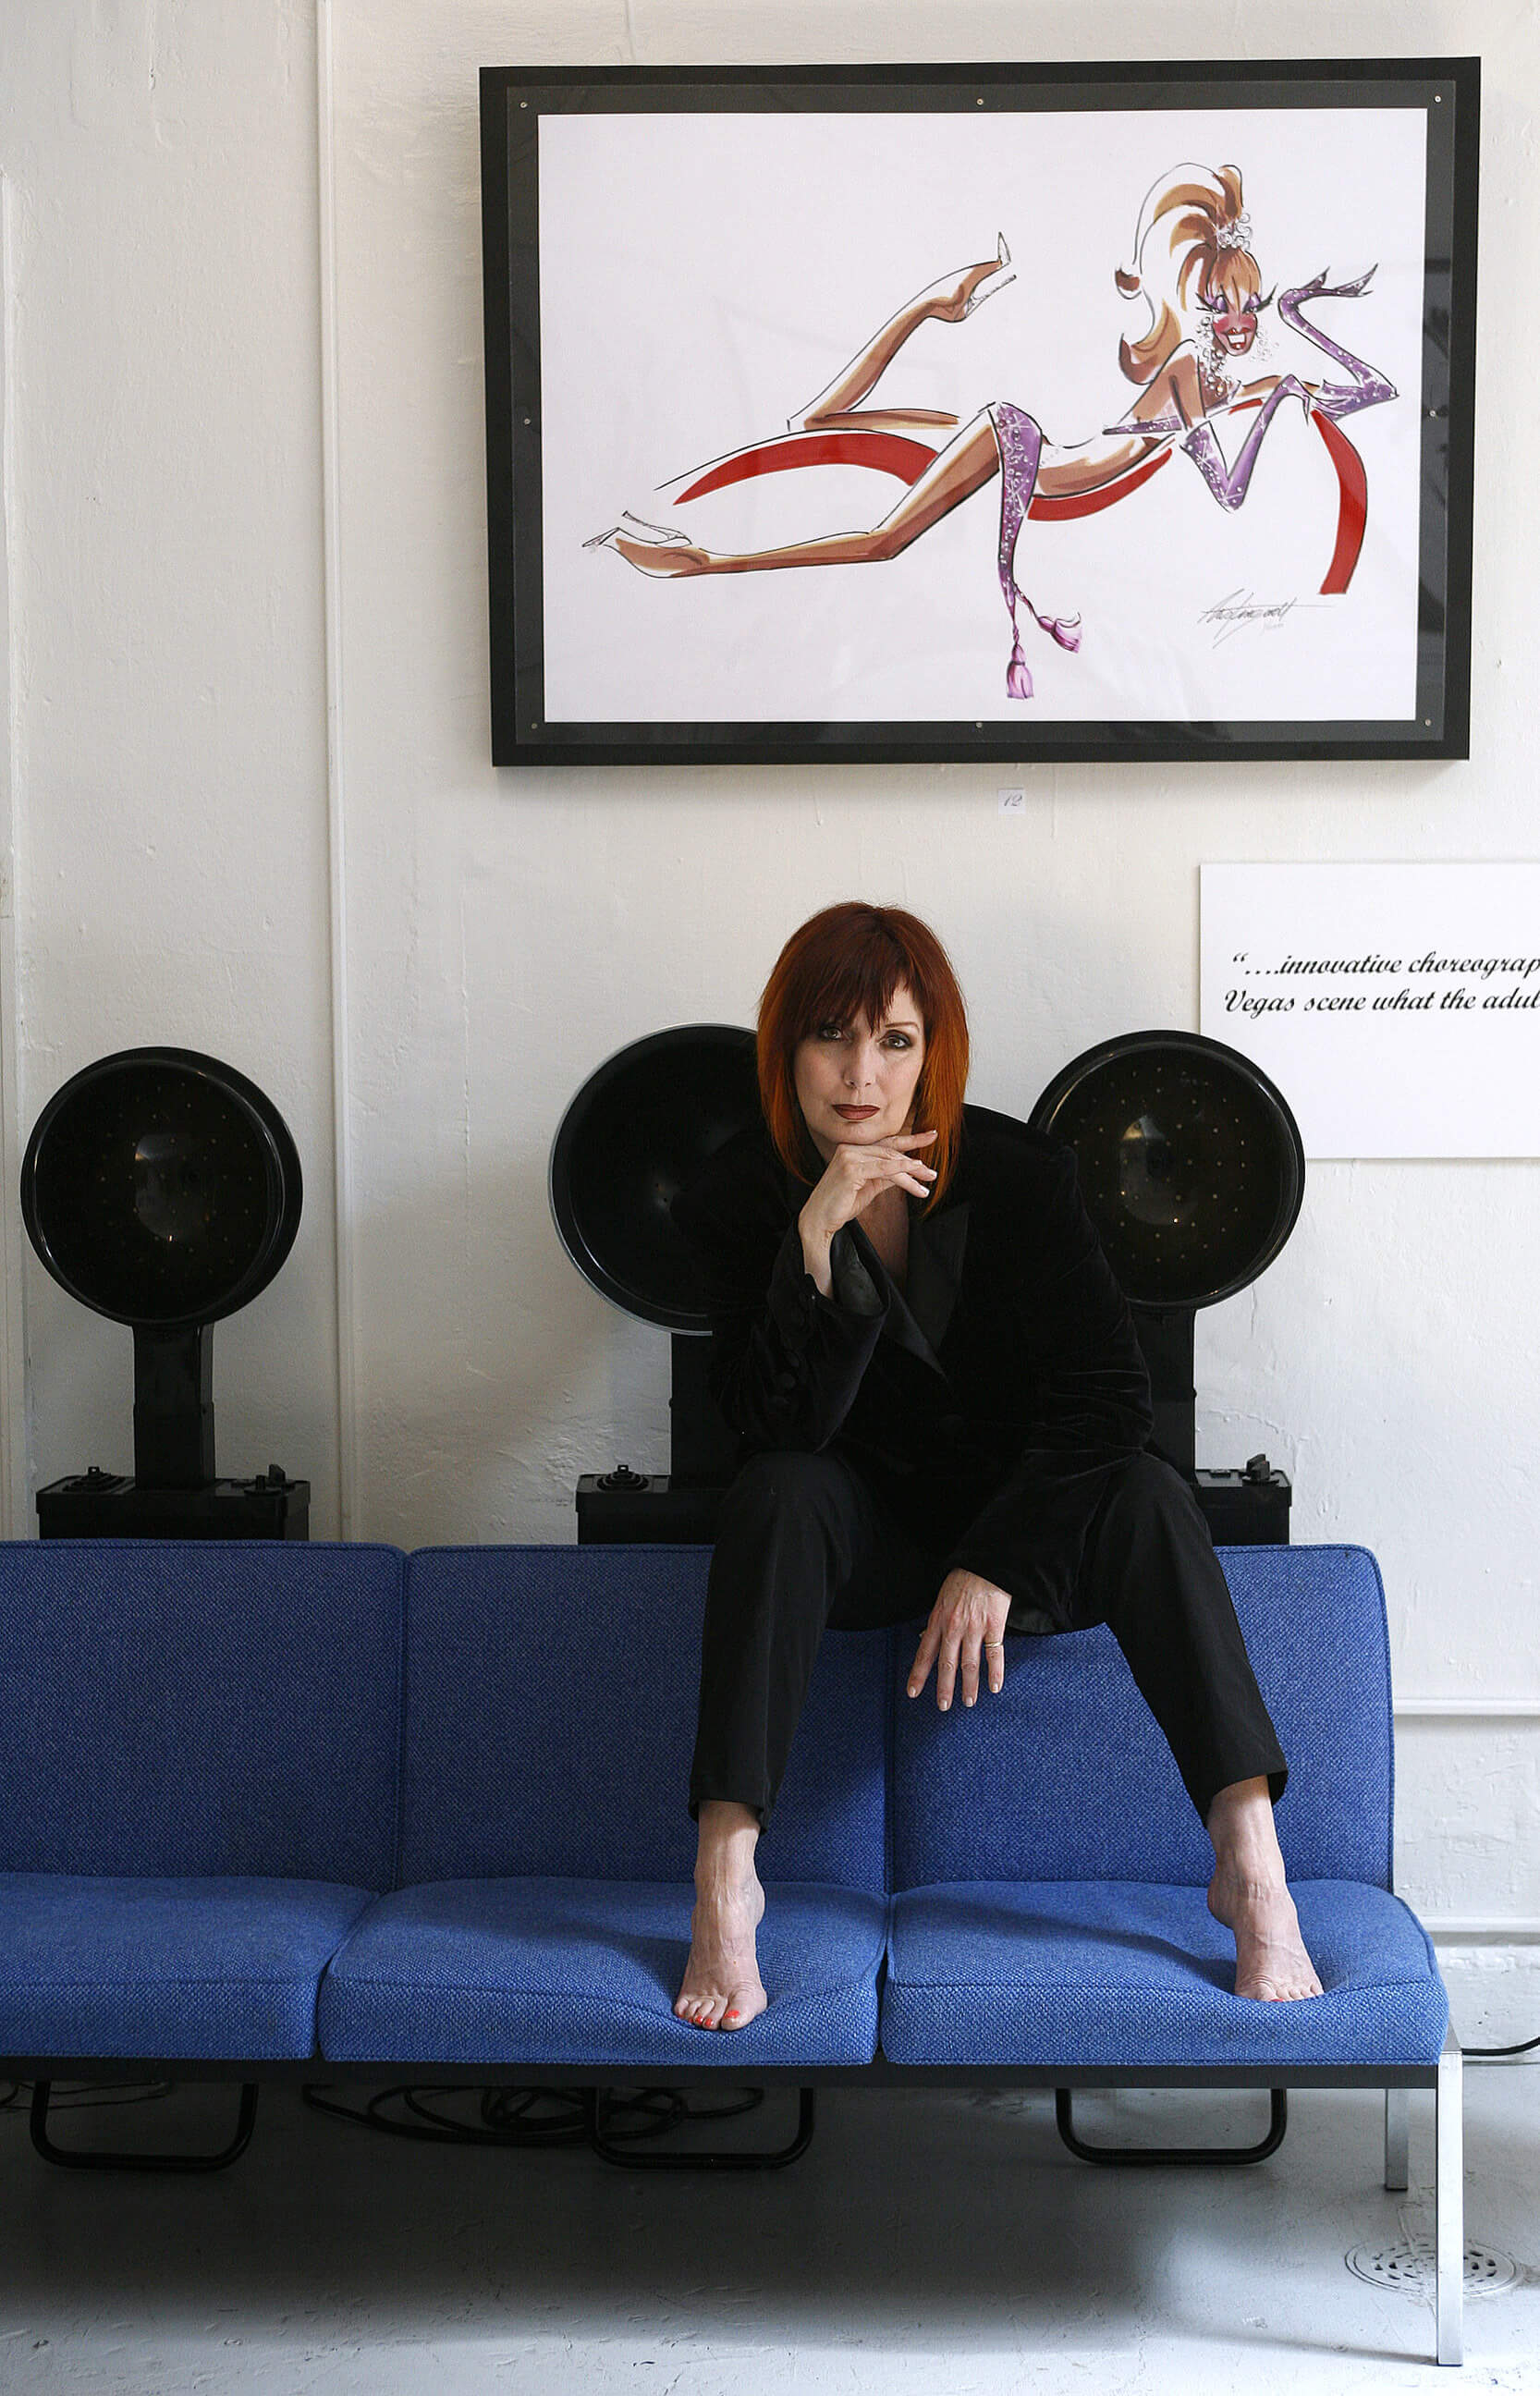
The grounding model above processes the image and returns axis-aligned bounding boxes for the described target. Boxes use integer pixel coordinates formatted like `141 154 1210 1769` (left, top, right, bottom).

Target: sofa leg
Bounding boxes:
1383 2088 1410 2190
29 2080 260 2172
585 2085 815 2170
1435 2030 1463 2366
1054 2086 1287 2166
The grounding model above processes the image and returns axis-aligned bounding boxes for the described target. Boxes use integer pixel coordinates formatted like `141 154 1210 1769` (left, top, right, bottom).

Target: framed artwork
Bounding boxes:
480 58 1478 768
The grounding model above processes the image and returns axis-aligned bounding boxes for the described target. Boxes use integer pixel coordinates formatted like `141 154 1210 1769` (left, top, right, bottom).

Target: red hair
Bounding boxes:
756 903 970 1208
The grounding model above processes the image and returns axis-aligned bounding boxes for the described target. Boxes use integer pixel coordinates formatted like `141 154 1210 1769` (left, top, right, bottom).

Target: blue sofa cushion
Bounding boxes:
399 1547 888 1889
0 1874 375 2060
881 1880 1448 2067
889 1546 1395 1890
317 1877 887 2068
0 1542 404 1887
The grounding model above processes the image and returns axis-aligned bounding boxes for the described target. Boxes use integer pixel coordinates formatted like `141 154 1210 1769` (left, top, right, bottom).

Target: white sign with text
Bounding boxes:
1200 862 1540 1158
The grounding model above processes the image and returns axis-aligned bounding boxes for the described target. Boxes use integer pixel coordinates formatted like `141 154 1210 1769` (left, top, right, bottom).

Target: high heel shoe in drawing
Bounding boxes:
584 510 691 554
584 511 707 577
921 234 1015 324
962 233 1014 317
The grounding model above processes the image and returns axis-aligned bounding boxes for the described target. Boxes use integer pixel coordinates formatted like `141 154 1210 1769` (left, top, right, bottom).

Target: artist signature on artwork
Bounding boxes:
1198 588 1302 646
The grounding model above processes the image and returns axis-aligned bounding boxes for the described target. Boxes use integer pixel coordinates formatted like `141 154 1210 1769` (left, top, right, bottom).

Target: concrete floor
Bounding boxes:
0 2070 1536 2393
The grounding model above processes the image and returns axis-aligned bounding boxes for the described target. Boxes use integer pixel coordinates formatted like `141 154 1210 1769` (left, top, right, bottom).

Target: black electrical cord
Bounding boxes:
301 2083 588 2145
0 2076 764 2149
299 2082 764 2147
0 2078 177 2111
1463 2029 1540 2059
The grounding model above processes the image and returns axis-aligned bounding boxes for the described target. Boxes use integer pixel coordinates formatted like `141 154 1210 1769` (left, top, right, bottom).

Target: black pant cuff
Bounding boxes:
689 1777 774 1831
1192 1754 1289 1824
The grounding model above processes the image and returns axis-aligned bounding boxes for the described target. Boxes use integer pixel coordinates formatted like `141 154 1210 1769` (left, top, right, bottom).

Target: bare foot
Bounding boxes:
675 1864 768 2031
1207 1867 1325 2001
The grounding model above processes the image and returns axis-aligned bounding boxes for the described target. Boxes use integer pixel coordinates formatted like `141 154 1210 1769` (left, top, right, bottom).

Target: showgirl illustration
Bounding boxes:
587 164 1397 698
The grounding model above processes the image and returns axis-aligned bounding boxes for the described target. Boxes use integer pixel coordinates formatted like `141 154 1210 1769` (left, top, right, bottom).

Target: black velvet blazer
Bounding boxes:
670 1103 1155 1629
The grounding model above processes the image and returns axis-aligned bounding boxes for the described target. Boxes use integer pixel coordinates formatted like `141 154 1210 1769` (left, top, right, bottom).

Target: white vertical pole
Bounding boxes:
315 0 359 1539
1435 2029 1463 2366
0 171 31 1540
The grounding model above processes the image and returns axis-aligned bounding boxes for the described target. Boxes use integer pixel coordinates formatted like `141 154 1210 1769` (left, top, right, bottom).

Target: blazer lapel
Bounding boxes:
845 1202 971 1380
907 1200 970 1358
782 1161 970 1381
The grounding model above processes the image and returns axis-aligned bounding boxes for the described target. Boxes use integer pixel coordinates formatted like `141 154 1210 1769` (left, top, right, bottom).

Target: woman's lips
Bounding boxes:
834 1105 879 1119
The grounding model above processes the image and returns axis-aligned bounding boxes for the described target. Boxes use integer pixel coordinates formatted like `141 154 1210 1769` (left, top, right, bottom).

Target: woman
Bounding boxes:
669 901 1323 2032
592 164 1394 696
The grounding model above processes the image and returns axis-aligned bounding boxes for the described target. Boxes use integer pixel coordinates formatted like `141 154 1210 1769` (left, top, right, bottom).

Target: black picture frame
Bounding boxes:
481 57 1477 769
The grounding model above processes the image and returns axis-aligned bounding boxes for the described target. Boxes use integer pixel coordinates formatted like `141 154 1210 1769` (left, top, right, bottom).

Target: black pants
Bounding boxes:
689 1448 1288 1830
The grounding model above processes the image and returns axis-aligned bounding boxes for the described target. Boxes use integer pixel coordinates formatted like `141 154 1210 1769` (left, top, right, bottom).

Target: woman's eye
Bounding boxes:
816 1023 846 1041
884 1033 911 1049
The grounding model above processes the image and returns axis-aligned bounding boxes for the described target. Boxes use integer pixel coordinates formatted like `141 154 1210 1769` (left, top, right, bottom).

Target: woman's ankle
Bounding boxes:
1205 1776 1287 1885
693 1800 761 1882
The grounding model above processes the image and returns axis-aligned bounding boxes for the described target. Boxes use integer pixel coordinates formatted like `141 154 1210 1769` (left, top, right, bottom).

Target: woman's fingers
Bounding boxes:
845 1132 933 1177
874 1150 936 1192
835 1149 923 1203
803 1137 937 1244
862 1141 935 1174
983 1589 1010 1695
934 1619 964 1711
906 1615 940 1698
914 1572 1015 1713
822 1143 935 1228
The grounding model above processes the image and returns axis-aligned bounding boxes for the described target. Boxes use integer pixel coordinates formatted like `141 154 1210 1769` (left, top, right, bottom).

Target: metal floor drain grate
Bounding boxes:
1346 2238 1521 2299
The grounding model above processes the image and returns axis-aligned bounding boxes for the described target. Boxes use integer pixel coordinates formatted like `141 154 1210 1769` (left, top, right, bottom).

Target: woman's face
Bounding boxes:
1199 264 1266 361
1207 293 1259 357
793 982 927 1166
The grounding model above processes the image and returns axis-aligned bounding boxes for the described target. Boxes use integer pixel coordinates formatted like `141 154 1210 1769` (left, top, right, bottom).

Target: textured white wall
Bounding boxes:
2 0 339 1526
3 0 1538 2041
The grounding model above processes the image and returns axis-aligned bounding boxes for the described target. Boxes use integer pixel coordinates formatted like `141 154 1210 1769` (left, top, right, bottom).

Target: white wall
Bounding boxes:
3 0 339 1528
3 0 1537 2041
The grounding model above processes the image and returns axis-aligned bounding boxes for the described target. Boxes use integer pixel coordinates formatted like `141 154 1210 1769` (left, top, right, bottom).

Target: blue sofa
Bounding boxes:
0 1537 1461 2363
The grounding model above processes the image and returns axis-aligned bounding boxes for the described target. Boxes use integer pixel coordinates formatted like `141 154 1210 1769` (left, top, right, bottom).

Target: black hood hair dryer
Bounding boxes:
1028 1028 1304 1536
549 1023 760 1535
21 1046 308 1536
